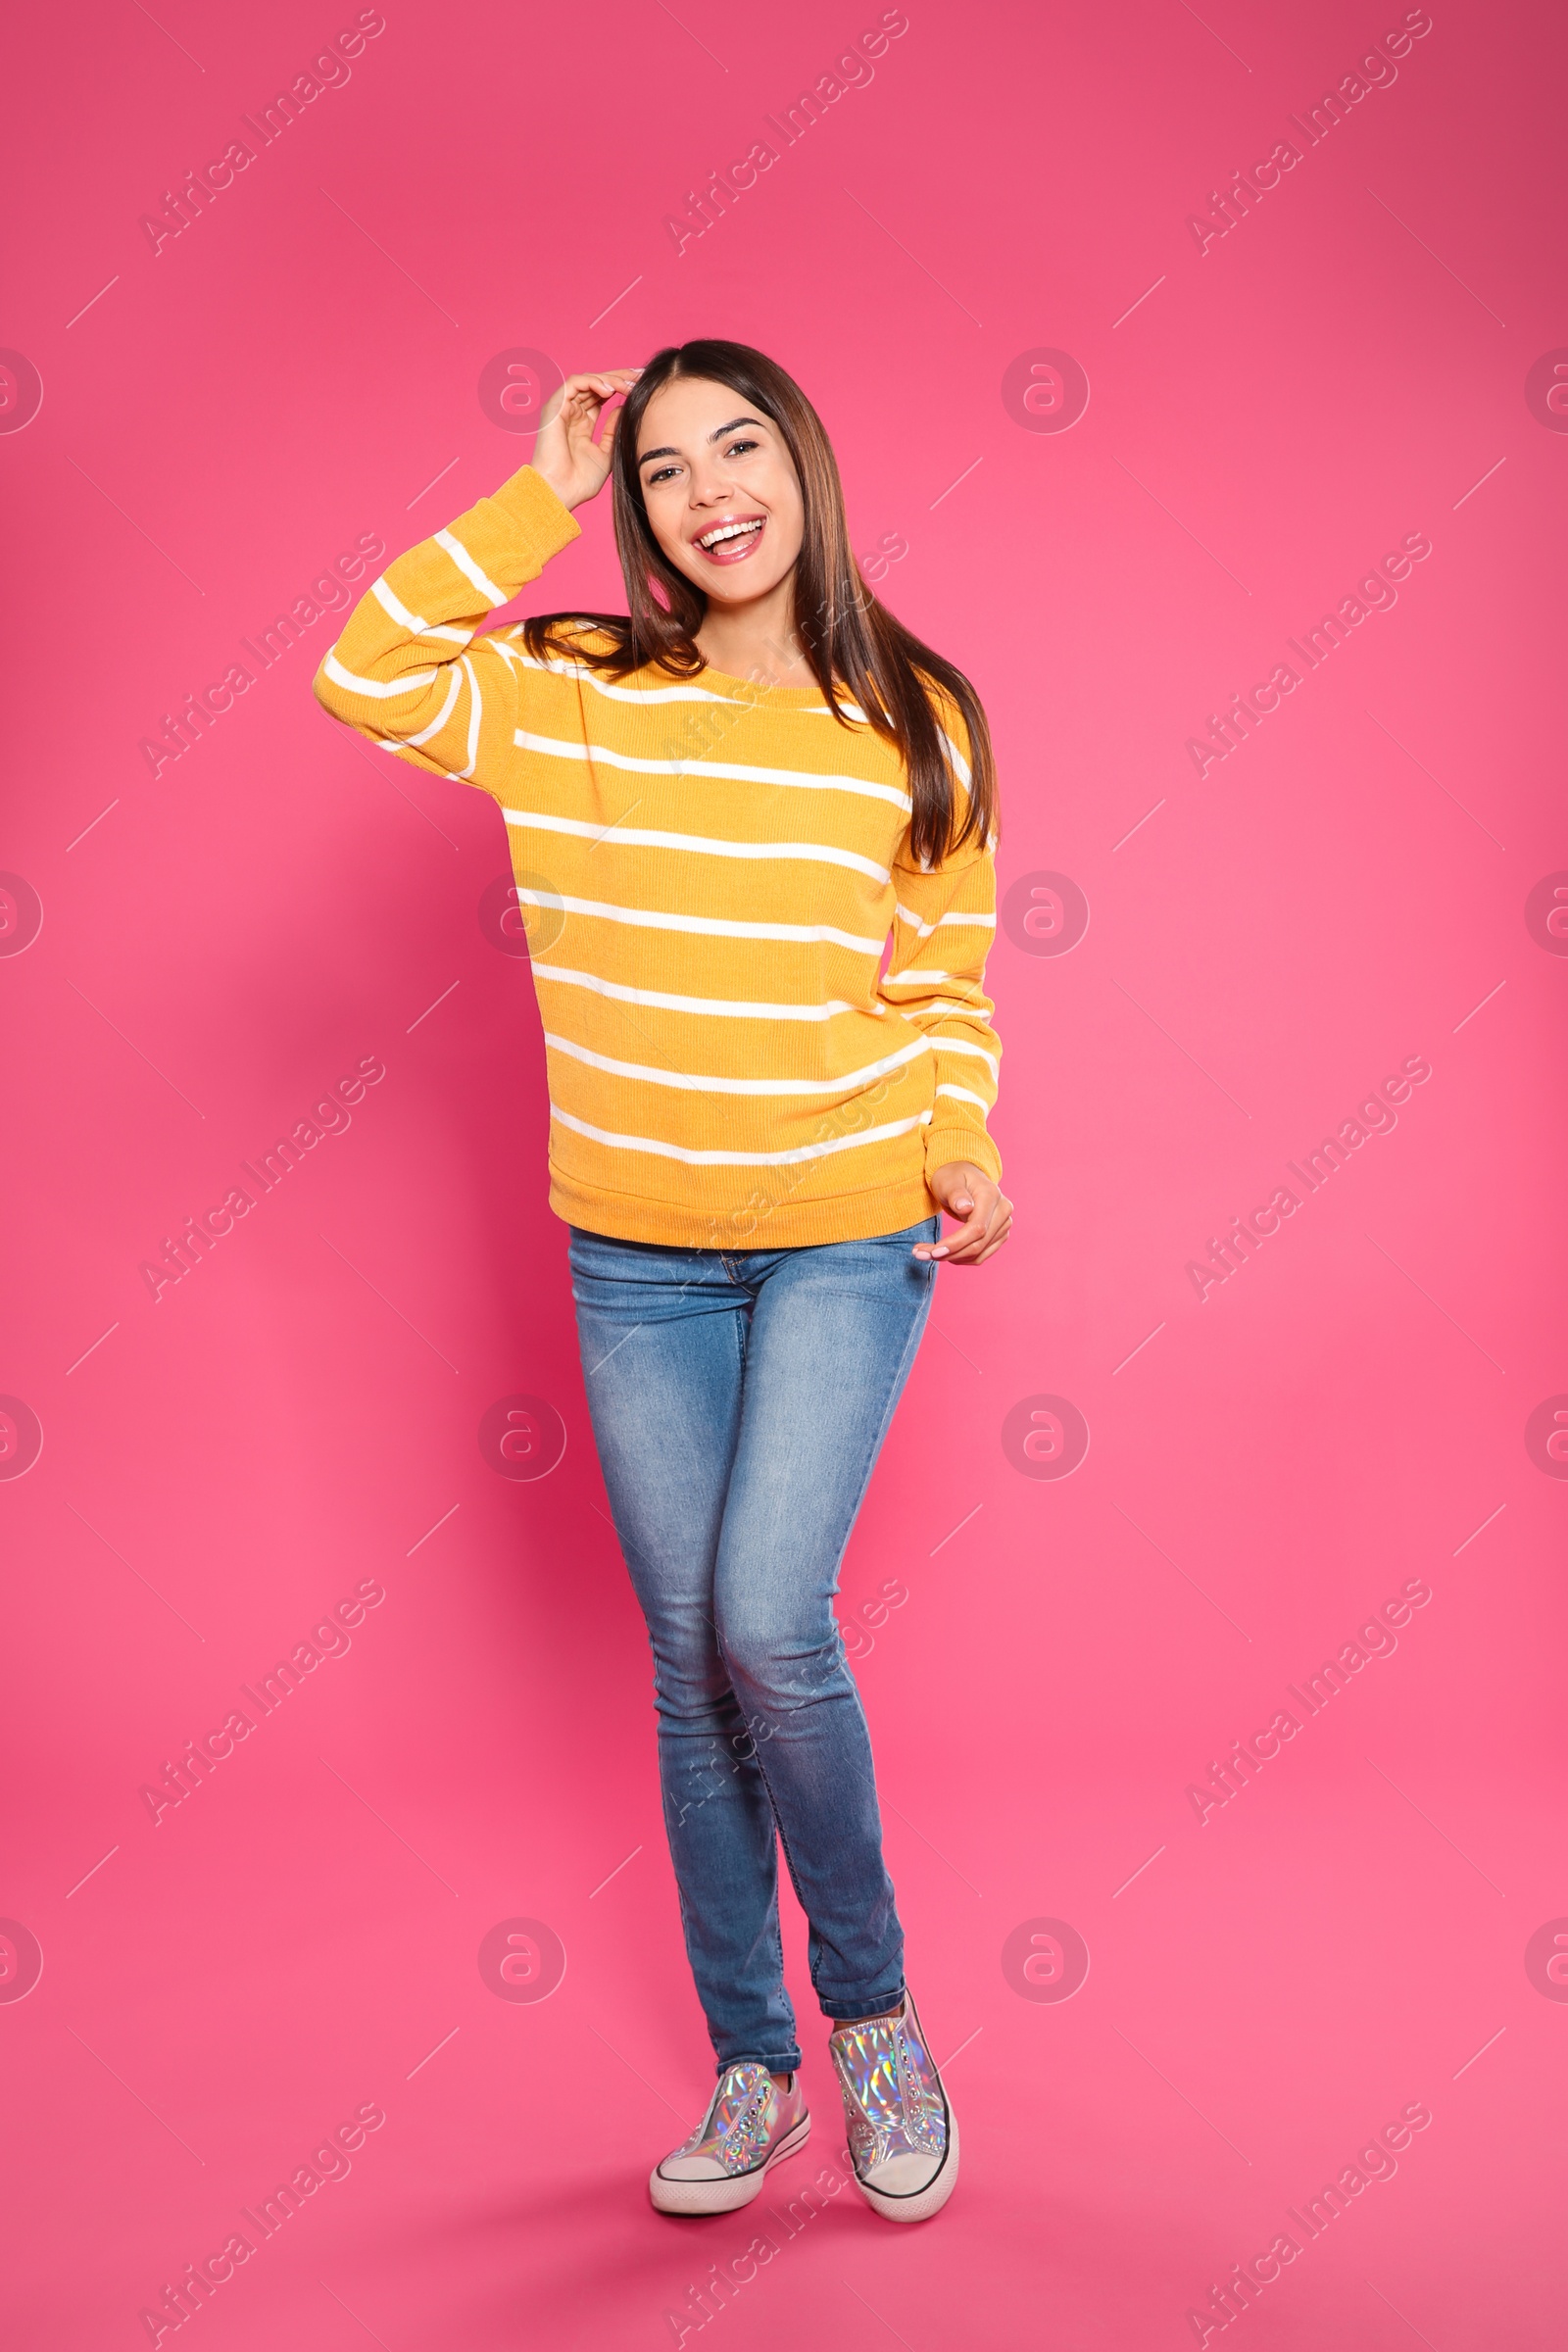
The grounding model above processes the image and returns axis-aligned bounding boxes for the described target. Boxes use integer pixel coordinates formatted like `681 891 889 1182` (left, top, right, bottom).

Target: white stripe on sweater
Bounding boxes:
513 888 881 954
513 729 911 812
929 1035 1000 1073
896 901 997 935
456 655 481 780
509 644 870 724
401 663 463 749
543 1031 929 1096
529 964 866 1021
550 1104 932 1167
503 807 888 884
897 999 993 1024
321 649 438 700
370 577 473 645
433 528 507 609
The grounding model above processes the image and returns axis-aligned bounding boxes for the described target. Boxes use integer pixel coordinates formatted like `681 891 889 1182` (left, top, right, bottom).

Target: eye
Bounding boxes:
723 437 759 459
643 462 681 486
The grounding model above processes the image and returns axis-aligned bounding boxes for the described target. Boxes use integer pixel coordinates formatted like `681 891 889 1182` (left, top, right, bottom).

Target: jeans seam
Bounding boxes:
825 1265 935 1594
767 1909 796 2067
740 1730 819 1980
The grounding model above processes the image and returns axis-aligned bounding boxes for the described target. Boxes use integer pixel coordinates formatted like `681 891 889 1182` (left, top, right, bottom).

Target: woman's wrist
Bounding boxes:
530 460 585 514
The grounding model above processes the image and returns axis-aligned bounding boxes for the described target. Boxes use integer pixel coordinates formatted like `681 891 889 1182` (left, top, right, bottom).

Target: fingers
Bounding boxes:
948 1199 1012 1265
944 1207 1010 1264
560 368 642 409
914 1164 983 1257
938 1186 989 1251
915 1172 1013 1266
555 371 641 454
935 1200 993 1262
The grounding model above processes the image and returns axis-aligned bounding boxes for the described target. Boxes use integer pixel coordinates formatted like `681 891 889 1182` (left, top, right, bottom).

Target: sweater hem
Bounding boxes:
548 1166 939 1250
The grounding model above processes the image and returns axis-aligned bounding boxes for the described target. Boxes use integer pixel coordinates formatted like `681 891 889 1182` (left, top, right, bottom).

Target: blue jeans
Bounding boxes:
568 1216 940 2077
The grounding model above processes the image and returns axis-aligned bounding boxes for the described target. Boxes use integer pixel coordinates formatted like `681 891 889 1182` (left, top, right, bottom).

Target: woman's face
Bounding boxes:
633 374 805 608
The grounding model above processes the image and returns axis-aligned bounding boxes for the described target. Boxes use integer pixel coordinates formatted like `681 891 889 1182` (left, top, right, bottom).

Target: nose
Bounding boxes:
687 453 733 510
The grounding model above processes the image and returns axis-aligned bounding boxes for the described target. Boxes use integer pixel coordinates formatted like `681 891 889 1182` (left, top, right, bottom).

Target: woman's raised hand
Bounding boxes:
531 369 642 512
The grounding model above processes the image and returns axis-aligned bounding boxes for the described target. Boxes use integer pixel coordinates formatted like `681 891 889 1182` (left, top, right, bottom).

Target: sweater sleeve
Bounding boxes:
312 465 582 789
878 710 1004 1185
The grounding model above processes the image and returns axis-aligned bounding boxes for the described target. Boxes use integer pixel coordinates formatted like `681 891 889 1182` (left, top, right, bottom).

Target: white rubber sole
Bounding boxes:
650 2112 811 2216
855 2104 959 2225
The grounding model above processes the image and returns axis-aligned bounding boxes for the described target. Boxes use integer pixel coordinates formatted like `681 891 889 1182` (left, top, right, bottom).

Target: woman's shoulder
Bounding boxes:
918 672 971 746
522 612 630 665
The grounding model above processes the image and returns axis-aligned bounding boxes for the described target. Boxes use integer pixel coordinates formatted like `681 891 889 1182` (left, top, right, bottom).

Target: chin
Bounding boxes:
696 562 792 604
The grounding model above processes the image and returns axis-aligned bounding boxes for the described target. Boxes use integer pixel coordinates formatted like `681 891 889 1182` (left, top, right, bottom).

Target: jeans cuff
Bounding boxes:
818 1982 905 2024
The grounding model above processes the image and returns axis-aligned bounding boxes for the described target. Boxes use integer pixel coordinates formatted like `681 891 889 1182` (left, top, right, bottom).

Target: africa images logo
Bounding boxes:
0 1397 44 1481
0 351 43 434
478 1396 567 1481
0 1920 44 2003
1002 1395 1090 1479
477 1920 567 2003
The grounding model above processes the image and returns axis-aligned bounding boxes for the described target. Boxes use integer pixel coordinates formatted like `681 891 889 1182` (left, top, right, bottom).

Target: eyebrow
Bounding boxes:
638 415 767 466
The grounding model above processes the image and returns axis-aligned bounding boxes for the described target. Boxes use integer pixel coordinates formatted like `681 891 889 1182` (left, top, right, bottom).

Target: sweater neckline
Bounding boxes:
690 661 844 711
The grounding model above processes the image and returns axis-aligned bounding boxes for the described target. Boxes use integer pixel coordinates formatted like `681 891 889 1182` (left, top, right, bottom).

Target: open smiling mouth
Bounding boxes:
693 515 766 564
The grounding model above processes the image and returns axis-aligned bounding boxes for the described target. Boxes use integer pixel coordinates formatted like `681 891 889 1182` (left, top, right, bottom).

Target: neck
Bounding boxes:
694 572 812 688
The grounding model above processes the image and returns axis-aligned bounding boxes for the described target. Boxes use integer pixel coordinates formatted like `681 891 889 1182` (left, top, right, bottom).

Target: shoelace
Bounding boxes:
835 2015 942 2159
706 2069 770 2164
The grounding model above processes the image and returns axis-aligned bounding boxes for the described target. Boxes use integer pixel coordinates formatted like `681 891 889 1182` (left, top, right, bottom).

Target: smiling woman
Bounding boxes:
524 343 994 868
313 336 1009 2230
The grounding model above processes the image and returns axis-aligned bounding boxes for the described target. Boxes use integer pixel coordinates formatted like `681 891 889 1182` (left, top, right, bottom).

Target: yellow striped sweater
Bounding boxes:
313 463 1003 1249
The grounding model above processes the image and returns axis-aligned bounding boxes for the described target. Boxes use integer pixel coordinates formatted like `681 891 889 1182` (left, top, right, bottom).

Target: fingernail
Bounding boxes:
931 1245 950 1257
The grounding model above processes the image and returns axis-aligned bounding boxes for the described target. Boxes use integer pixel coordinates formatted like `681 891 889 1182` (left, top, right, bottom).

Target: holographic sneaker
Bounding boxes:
828 1988 958 2222
650 2063 811 2216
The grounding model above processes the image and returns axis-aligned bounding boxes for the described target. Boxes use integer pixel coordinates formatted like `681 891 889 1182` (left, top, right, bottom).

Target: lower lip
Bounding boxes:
695 520 765 566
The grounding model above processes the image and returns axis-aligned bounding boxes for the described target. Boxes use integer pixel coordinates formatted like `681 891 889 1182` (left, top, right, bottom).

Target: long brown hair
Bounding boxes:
520 340 997 866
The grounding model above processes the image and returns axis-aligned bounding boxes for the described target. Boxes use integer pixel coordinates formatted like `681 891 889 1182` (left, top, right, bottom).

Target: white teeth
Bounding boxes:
698 519 763 550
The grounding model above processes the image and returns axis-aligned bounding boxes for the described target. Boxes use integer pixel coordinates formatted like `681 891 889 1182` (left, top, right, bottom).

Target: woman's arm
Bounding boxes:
311 467 578 783
312 369 638 786
881 713 1010 1263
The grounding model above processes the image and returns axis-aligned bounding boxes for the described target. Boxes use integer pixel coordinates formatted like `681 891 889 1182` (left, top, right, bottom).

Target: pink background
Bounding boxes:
4 0 1566 2343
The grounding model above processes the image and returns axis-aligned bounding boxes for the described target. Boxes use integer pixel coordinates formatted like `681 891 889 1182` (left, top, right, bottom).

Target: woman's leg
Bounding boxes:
710 1217 939 2026
567 1228 801 2076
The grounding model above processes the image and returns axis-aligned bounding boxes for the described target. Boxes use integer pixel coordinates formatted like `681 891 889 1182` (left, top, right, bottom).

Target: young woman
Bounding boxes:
314 342 1009 2225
